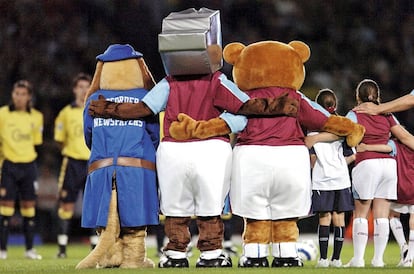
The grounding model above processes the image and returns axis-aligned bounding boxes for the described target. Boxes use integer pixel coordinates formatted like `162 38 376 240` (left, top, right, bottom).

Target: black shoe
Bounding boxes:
238 256 269 267
196 253 232 268
271 257 303 267
158 256 189 268
56 252 67 259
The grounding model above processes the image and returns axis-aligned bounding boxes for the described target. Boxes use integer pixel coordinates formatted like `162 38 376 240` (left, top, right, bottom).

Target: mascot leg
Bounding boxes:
159 216 191 268
75 189 120 269
96 237 123 268
239 219 271 267
322 115 365 147
195 216 232 267
271 219 303 267
120 228 154 268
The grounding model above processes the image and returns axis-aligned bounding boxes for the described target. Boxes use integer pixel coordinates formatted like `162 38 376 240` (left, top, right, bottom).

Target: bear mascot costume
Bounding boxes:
87 8 303 268
171 40 365 268
76 44 159 269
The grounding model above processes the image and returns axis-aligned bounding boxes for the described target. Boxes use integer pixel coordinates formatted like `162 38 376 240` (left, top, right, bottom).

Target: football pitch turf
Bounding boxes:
0 241 412 274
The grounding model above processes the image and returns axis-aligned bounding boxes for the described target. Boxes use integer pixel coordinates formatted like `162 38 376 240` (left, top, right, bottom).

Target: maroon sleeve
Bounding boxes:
211 72 249 113
297 97 329 131
396 142 414 204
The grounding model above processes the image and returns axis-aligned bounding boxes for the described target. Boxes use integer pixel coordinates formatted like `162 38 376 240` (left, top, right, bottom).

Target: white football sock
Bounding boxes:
372 218 389 263
390 217 407 248
406 230 414 261
352 218 368 261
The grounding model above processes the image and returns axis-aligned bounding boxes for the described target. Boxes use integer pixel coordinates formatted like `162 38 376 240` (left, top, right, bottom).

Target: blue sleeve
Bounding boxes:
218 74 250 103
346 110 357 123
410 89 414 96
219 112 248 133
388 139 397 157
142 78 170 114
145 115 160 150
297 91 330 117
83 99 93 149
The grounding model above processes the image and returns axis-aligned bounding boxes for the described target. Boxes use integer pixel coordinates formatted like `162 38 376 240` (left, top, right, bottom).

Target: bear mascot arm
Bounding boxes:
173 39 364 267
169 41 365 147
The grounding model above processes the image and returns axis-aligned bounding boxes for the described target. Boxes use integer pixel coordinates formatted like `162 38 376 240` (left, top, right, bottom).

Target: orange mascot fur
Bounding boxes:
170 40 364 268
75 44 156 269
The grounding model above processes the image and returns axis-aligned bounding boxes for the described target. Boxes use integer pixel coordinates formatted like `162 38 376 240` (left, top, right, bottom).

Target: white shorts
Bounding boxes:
230 145 311 220
157 140 232 216
390 203 414 214
351 158 397 200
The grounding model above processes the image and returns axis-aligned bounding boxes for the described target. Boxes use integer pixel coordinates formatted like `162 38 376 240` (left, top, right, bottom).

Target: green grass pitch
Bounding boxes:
0 240 412 274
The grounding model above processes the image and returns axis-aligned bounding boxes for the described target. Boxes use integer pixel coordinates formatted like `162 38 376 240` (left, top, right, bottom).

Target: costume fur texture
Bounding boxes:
223 41 309 258
76 189 120 269
322 115 365 147
169 113 230 140
77 49 155 269
221 40 364 264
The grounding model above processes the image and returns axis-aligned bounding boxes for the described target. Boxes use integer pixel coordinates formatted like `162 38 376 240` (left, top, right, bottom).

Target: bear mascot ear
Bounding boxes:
223 42 245 65
288 41 310 63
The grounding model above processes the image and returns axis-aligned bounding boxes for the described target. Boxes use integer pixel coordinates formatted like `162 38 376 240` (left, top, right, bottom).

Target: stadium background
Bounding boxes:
0 0 413 243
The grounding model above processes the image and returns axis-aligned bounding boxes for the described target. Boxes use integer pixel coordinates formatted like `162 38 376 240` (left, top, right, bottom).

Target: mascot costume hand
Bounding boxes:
76 44 158 269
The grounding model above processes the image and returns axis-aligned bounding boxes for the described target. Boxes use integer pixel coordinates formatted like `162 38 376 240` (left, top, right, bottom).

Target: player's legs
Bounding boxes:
318 212 331 262
313 191 334 266
390 204 414 267
57 158 88 257
20 200 41 259
345 199 371 267
389 210 405 246
0 200 14 259
370 159 396 267
331 212 345 264
371 198 390 267
20 161 41 260
0 161 18 258
330 188 353 266
406 213 414 266
57 202 74 257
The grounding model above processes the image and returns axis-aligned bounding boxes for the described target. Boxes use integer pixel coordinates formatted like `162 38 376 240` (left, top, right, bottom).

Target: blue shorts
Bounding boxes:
0 160 38 201
311 188 354 213
58 157 88 203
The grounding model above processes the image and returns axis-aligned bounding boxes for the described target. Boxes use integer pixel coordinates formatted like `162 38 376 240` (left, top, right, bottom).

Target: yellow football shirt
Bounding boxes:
54 104 90 160
0 106 43 163
31 108 43 146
